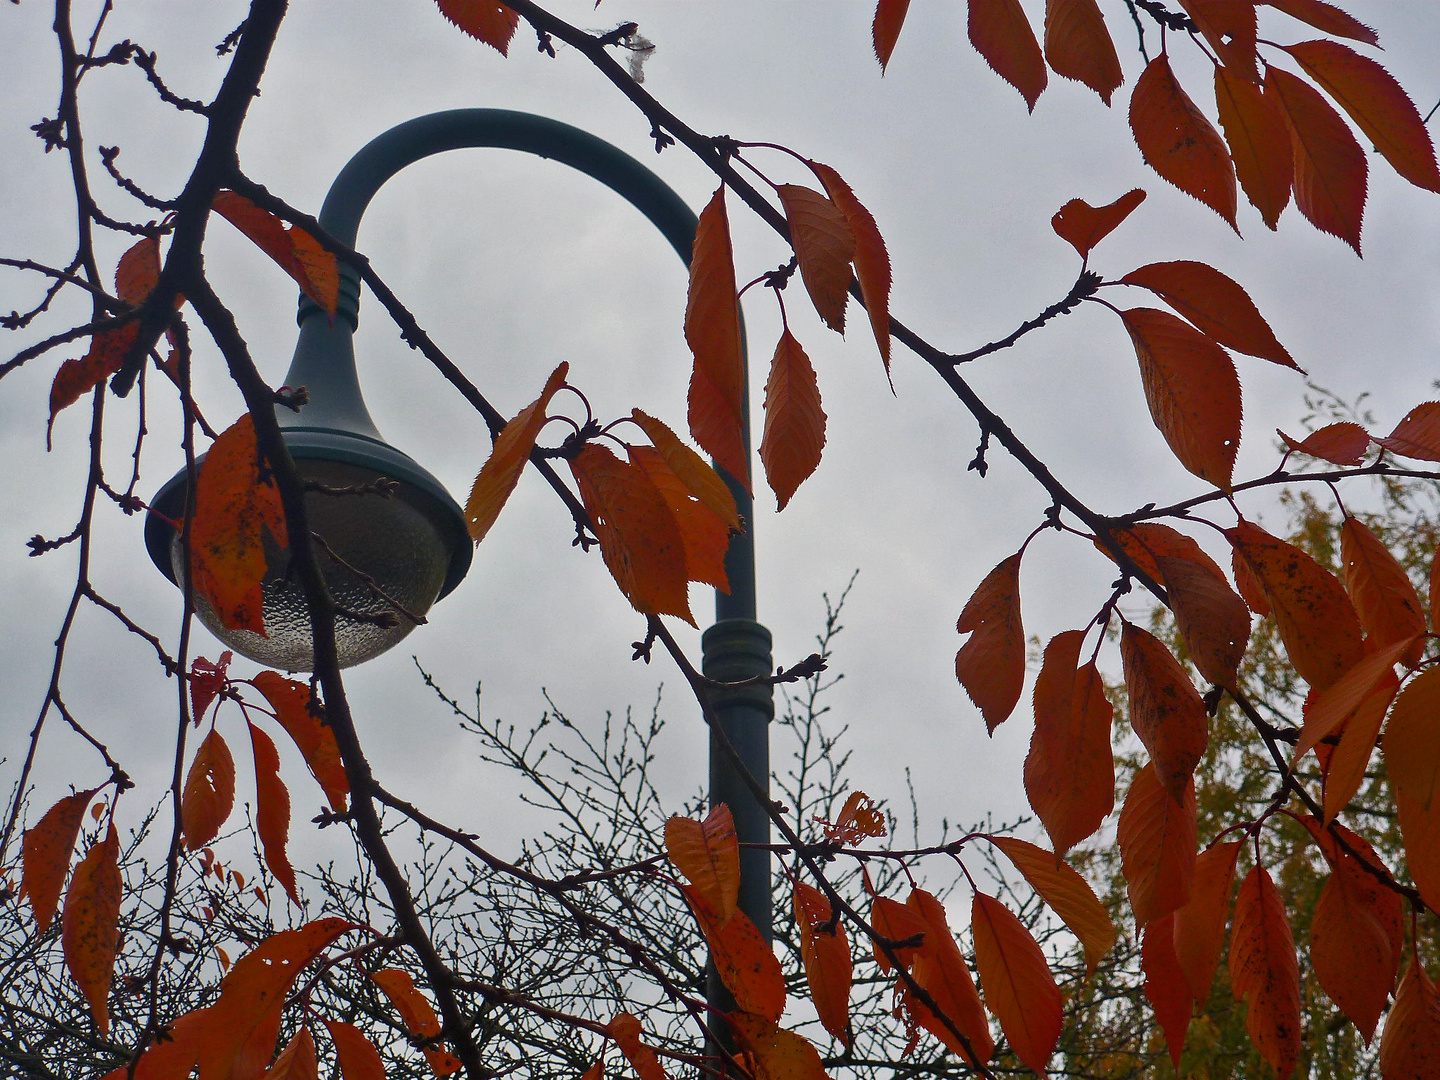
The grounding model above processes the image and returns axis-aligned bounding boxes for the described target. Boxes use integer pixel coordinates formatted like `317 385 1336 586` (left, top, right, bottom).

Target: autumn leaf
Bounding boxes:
265 1026 319 1080
1025 632 1115 858
1383 667 1440 912
99 1006 210 1080
990 836 1116 974
1180 0 1257 77
872 0 911 70
434 0 518 56
20 787 97 933
464 363 568 543
809 161 893 375
793 880 852 1046
727 1014 828 1080
372 968 462 1076
1263 0 1377 46
1043 0 1121 104
323 1019 387 1080
869 893 928 973
1118 763 1197 926
607 1013 667 1080
570 443 693 624
1342 516 1427 664
777 184 855 333
903 888 994 1066
1379 958 1440 1078
1051 189 1145 260
1122 622 1210 803
190 651 233 725
182 728 236 851
955 552 1025 733
759 329 825 511
1130 53 1238 229
629 409 740 532
47 322 141 446
1294 638 1413 764
1172 839 1242 1006
1215 63 1294 230
1156 553 1251 691
683 885 786 1023
61 824 120 1036
1120 260 1297 369
115 235 161 305
1141 913 1191 1069
213 190 339 317
1311 851 1400 1044
1229 865 1301 1080
1377 402 1440 462
629 446 731 593
968 0 1047 112
664 805 739 924
252 671 349 813
820 790 887 844
971 891 1062 1077
1096 520 1220 584
1266 65 1367 255
1321 670 1397 824
247 721 298 905
1121 307 1242 489
1278 420 1369 465
686 186 748 491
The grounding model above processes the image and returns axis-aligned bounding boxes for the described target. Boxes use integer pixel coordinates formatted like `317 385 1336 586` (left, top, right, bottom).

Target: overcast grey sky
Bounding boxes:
3 1 1439 894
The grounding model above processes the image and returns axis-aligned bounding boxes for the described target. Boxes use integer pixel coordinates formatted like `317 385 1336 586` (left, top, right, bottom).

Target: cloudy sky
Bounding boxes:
3 1 1439 898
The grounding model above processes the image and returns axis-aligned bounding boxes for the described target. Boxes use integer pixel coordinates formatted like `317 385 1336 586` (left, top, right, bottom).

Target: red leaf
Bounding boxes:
1263 0 1378 47
872 0 912 70
1321 670 1397 824
629 409 740 532
1130 53 1238 229
1229 865 1301 1080
968 0 1047 112
1311 852 1400 1043
971 892 1062 1077
47 322 141 444
777 185 855 333
252 671 349 813
1278 420 1370 465
434 0 518 56
20 787 97 933
371 968 462 1076
182 728 236 851
1342 517 1427 664
759 329 826 511
1121 622 1210 802
62 824 121 1036
1377 401 1440 462
1043 0 1122 105
115 235 161 306
213 191 339 317
607 1013 667 1080
1156 553 1252 691
955 552 1025 733
991 836 1117 975
664 805 740 924
1180 0 1258 77
686 186 748 491
793 881 852 1046
1120 260 1298 369
1173 839 1242 1006
1215 63 1294 230
190 652 233 725
1025 633 1115 858
1380 959 1440 1078
248 722 298 905
682 885 786 1023
1294 638 1413 763
1118 763 1197 926
464 363 569 543
1120 307 1242 489
1266 65 1368 255
1141 913 1192 1069
323 1019 387 1080
903 888 994 1066
1097 521 1224 584
1383 667 1440 912
629 445 731 594
1051 189 1146 260
727 1014 829 1080
809 161 893 375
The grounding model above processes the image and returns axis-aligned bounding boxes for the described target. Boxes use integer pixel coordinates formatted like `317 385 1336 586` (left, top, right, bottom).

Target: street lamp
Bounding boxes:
143 109 775 942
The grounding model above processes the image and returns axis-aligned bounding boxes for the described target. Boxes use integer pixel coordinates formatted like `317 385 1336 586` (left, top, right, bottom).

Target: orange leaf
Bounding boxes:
62 823 121 1037
1120 260 1297 369
252 671 349 813
1121 622 1210 802
324 1019 387 1080
904 887 994 1066
821 790 887 844
20 787 97 933
1051 189 1146 260
182 728 236 851
629 409 740 531
1321 670 1397 824
434 0 518 56
1278 420 1370 465
777 185 855 333
47 322 141 444
248 721 298 905
1121 307 1242 489
1141 913 1192 1069
264 1026 318 1080
1130 53 1238 229
1383 667 1440 912
1118 763 1197 926
1043 0 1122 105
1229 865 1301 1080
870 894 928 973
1173 839 1242 1006
968 0 1047 112
793 881 852 1047
629 445 731 593
1377 401 1440 462
213 191 338 317
809 161 893 375
683 885 785 1022
990 835 1117 974
1180 0 1257 77
872 0 912 70
759 329 826 512
115 235 161 306
1285 40 1440 193
1226 519 1365 690
190 651 233 725
99 1007 211 1080
728 1014 828 1080
664 805 740 924
1295 638 1412 764
1215 63 1294 230
372 968 462 1076
570 443 693 624
1097 520 1223 584
686 186 748 491
465 362 568 542
1263 0 1377 46
971 891 1062 1077
1266 65 1367 255
607 1013 667 1080
1380 958 1440 1077
579 1063 603 1080
1311 851 1400 1044
1156 553 1252 690
1025 633 1115 858
191 415 289 636
1231 543 1271 615
955 552 1025 733
1343 517 1426 664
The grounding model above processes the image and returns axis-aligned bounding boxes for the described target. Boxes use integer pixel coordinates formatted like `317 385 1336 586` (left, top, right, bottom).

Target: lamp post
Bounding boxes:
144 109 775 961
